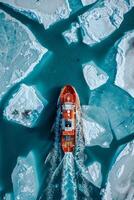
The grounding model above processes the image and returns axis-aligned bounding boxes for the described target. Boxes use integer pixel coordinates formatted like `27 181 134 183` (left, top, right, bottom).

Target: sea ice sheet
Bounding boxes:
78 0 134 45
12 152 39 200
4 84 47 128
0 10 47 101
87 161 102 188
82 105 113 148
115 30 134 98
89 85 134 140
0 0 72 29
62 22 80 44
103 140 134 200
83 62 109 90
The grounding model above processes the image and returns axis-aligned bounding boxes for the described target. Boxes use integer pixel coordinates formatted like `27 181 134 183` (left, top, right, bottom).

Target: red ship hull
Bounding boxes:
59 85 80 153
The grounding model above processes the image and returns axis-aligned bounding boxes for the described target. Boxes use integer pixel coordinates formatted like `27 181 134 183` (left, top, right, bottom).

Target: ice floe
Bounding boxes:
103 140 134 200
83 62 109 90
12 152 39 200
4 84 47 128
115 30 134 98
0 0 72 29
78 0 134 45
89 85 134 140
87 161 102 188
62 22 80 45
81 0 97 6
82 105 113 148
0 10 47 101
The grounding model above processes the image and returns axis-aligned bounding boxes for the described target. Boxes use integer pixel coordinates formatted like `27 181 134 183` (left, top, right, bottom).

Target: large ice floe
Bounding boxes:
83 62 109 90
115 30 134 98
89 85 134 140
0 0 72 29
87 161 102 188
4 84 47 128
12 151 39 200
103 140 134 200
82 105 113 148
0 10 47 101
62 22 80 45
78 0 134 45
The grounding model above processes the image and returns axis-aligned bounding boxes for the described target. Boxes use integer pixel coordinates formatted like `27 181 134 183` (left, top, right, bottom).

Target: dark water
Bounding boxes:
0 2 134 199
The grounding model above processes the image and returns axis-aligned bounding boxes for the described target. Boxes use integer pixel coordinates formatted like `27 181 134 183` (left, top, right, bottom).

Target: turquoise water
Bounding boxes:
0 2 134 199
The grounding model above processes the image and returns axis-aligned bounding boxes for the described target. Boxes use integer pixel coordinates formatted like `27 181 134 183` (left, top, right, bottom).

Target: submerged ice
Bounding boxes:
87 161 102 188
103 140 134 200
115 30 134 98
89 85 134 140
78 0 134 45
12 152 39 200
82 105 113 148
83 62 109 90
4 84 46 128
0 10 47 101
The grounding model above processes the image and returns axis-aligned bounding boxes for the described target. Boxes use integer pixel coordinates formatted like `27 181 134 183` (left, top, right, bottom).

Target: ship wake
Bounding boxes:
38 152 99 200
38 108 100 200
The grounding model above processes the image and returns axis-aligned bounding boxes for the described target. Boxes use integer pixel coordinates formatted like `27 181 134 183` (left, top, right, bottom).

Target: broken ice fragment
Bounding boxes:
62 22 80 45
82 105 113 148
115 30 134 98
87 161 102 188
83 62 109 90
78 5 116 45
0 0 71 29
81 0 97 6
12 152 39 200
103 140 134 200
4 84 47 128
0 10 47 101
78 0 133 45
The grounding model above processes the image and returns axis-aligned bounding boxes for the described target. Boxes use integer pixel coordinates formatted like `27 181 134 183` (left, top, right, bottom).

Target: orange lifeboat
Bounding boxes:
60 85 80 153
